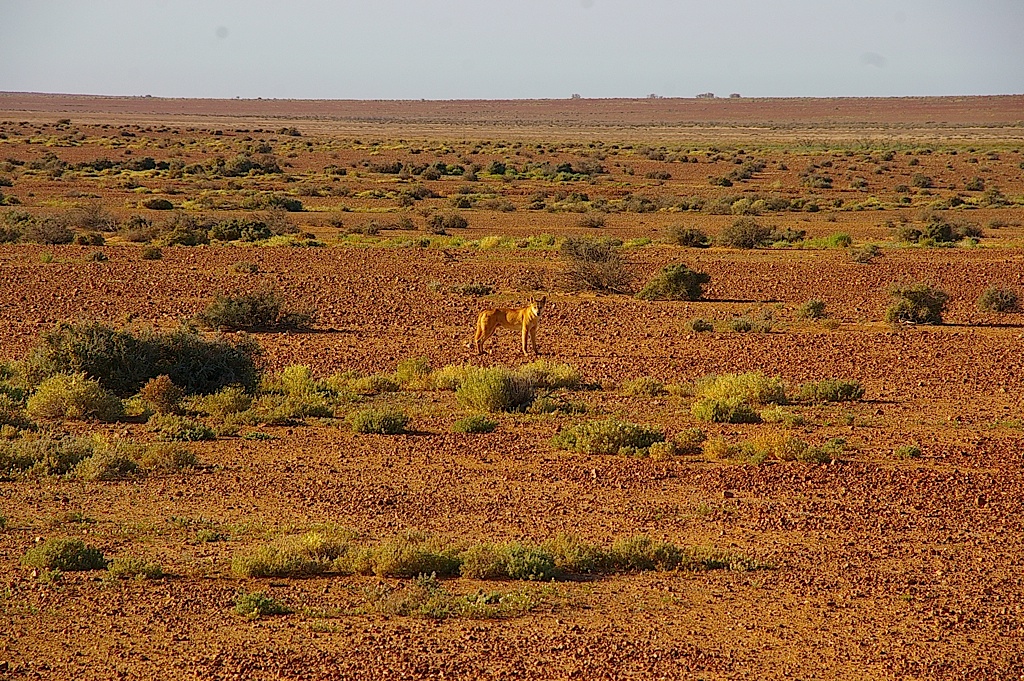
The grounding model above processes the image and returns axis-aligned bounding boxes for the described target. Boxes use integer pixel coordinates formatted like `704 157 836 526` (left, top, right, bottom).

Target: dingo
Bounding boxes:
468 297 546 356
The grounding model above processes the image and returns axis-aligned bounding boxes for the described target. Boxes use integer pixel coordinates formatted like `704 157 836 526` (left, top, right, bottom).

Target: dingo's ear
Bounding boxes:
538 296 547 305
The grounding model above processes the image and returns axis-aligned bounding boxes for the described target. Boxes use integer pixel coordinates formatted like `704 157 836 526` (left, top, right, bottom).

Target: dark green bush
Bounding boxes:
977 286 1019 313
22 323 260 396
796 379 864 403
234 591 290 618
636 264 710 301
885 283 949 325
667 225 710 248
140 246 162 260
796 299 826 320
195 289 313 332
718 217 771 249
141 198 174 210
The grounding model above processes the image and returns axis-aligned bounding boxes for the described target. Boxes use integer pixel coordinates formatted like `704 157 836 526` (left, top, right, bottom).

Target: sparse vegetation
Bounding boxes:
347 408 408 434
796 379 865 403
718 217 771 249
559 236 633 293
455 367 536 413
796 299 827 320
452 415 497 434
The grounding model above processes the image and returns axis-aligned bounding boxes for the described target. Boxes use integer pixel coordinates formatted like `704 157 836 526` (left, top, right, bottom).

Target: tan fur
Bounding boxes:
468 296 547 356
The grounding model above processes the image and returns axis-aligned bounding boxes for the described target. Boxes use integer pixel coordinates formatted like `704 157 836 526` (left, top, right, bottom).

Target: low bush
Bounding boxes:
690 397 761 424
621 376 664 396
107 556 164 580
894 444 922 459
688 318 714 333
74 448 139 481
140 246 162 260
345 532 462 578
456 367 536 413
694 372 786 405
796 299 827 320
234 591 290 618
516 360 581 390
23 218 74 245
559 236 633 293
452 415 497 434
148 414 216 441
667 225 710 248
195 288 313 332
394 357 432 390
22 537 106 571
978 286 1019 313
885 283 949 325
133 443 197 472
188 385 252 417
347 408 408 434
636 264 710 301
431 364 477 391
718 217 771 249
139 375 184 415
550 418 664 455
460 543 557 581
796 379 864 403
21 322 260 396
850 244 880 263
542 534 607 575
26 373 123 421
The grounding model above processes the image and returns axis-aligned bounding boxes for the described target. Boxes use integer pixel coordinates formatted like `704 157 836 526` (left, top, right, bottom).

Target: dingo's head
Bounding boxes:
533 296 547 315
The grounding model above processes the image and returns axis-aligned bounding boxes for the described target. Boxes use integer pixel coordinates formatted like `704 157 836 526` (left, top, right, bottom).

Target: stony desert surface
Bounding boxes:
0 94 1023 680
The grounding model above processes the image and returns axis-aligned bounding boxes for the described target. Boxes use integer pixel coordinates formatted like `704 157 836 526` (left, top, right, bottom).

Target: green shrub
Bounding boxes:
718 217 771 249
346 533 461 578
74 449 139 481
232 260 260 274
234 591 290 618
22 537 106 571
21 323 260 396
148 414 216 441
550 418 664 455
850 244 880 263
637 264 710 301
232 545 327 578
796 379 864 403
688 318 714 333
542 534 607 575
195 288 313 331
458 543 556 581
621 376 664 396
134 443 198 472
140 246 163 260
502 544 557 581
138 375 184 415
431 364 477 391
107 556 164 580
796 299 826 320
694 372 786 405
516 360 581 390
885 283 949 325
394 357 432 389
608 536 684 571
0 436 95 477
26 373 123 421
978 286 1019 313
690 397 761 424
667 225 710 248
452 415 497 434
347 408 408 434
456 367 536 412
189 385 252 417
894 444 922 459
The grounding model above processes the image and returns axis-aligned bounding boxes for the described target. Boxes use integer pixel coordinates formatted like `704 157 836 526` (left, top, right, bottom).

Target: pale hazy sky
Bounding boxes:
1 0 1022 99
